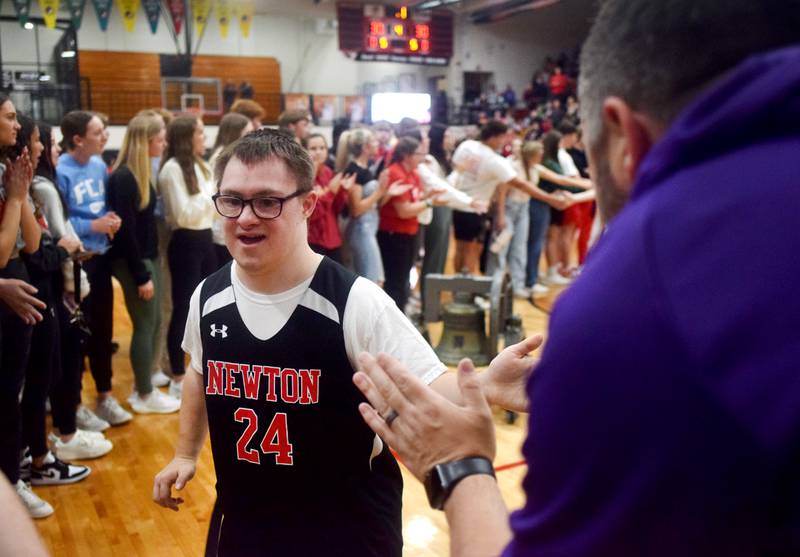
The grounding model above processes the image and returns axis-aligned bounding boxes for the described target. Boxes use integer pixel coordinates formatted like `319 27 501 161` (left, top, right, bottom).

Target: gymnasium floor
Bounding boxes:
33 275 562 556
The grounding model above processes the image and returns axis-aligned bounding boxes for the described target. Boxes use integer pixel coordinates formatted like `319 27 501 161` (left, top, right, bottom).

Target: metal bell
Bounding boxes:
435 292 490 366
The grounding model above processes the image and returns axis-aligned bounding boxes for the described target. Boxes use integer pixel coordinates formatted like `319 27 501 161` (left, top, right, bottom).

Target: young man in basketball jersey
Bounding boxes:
152 129 534 556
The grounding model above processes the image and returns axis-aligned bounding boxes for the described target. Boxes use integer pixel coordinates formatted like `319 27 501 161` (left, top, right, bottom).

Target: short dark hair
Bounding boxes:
60 110 95 150
579 0 800 141
277 109 310 128
480 120 508 141
215 128 314 193
391 136 420 164
230 99 266 122
558 123 577 136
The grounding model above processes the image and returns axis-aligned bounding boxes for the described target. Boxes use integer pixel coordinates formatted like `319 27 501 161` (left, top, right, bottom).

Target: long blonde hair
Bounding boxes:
114 114 164 209
520 141 544 182
335 128 373 172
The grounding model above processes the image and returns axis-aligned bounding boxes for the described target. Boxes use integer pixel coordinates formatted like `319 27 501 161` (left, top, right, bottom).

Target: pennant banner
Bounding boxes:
215 0 230 38
166 0 183 35
12 0 31 26
191 0 210 36
142 0 159 33
92 0 112 30
38 0 60 28
116 0 139 31
65 0 86 29
234 0 253 38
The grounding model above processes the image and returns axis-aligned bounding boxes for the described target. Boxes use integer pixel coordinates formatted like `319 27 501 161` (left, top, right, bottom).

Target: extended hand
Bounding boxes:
470 199 490 214
0 278 46 325
386 181 412 197
353 353 495 483
153 456 196 511
480 334 543 413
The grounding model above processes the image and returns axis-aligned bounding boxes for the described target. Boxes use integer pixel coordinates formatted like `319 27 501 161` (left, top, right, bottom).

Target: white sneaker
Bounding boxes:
168 380 183 400
546 267 572 286
51 429 113 460
531 283 550 297
513 287 531 299
129 389 180 414
15 480 54 519
76 405 111 432
151 370 171 388
49 429 106 446
95 397 133 426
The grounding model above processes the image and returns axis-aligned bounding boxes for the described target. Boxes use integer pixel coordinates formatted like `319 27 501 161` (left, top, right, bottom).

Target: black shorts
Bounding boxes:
453 210 488 242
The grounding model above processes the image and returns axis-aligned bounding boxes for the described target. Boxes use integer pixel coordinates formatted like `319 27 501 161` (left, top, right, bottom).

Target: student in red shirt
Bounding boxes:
377 137 432 311
305 134 353 262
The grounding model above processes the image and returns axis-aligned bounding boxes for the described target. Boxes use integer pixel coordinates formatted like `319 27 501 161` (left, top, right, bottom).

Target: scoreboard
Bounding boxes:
337 3 454 66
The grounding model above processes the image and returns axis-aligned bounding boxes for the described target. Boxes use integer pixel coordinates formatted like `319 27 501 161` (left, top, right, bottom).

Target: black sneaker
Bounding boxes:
31 452 91 485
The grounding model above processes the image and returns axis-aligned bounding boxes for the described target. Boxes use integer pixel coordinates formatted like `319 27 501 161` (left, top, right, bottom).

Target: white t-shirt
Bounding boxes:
182 260 446 386
451 140 517 203
558 148 580 178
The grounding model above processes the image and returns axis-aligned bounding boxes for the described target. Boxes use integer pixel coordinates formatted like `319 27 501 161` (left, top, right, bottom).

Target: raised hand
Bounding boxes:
353 353 495 483
480 334 543 413
3 148 33 202
386 181 413 198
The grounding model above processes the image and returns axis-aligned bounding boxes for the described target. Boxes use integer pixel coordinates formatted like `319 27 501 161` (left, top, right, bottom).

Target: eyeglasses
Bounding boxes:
212 190 305 220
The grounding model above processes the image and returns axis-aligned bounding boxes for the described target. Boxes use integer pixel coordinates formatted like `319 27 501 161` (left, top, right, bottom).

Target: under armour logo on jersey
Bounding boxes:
210 324 228 338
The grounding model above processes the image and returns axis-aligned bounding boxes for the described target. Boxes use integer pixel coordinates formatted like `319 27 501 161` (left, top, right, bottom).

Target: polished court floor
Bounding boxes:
33 272 563 556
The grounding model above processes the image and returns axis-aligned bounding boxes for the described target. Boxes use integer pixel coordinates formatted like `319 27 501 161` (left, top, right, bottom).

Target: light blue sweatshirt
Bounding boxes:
56 153 109 253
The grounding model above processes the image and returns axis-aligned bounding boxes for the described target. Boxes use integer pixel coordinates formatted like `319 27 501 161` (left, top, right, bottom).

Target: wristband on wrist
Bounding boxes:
424 456 495 510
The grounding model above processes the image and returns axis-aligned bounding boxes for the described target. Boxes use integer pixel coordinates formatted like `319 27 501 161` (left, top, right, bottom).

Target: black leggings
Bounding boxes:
377 230 416 312
21 302 59 458
84 254 114 393
50 300 83 436
168 229 216 377
0 258 33 483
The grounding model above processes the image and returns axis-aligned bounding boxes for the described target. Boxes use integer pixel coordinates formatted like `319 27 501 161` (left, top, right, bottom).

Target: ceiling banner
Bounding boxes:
234 0 253 38
65 0 87 29
215 0 230 38
166 0 184 35
142 0 160 33
12 0 31 26
117 0 139 31
92 0 112 30
190 0 210 36
38 0 60 28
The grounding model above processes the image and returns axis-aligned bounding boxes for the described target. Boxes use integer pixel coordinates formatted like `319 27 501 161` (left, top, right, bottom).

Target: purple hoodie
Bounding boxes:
504 46 800 556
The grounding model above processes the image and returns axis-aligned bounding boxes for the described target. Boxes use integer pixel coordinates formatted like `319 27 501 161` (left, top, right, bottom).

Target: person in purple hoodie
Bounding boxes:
350 1 800 555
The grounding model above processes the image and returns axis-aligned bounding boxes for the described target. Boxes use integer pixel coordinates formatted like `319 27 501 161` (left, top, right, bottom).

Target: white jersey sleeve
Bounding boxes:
343 277 446 385
182 280 206 375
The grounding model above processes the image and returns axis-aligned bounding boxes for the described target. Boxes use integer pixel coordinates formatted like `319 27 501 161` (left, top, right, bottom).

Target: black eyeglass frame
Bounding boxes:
212 190 305 220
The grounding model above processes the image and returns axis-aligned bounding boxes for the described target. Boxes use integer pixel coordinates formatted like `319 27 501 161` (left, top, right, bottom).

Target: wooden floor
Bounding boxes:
33 275 565 556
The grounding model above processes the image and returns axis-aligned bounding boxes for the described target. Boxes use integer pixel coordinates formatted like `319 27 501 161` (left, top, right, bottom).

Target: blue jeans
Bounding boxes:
487 200 529 293
345 217 385 283
526 199 551 287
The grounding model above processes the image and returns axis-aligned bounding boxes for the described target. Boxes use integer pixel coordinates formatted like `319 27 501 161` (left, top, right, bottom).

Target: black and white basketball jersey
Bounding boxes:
199 257 402 557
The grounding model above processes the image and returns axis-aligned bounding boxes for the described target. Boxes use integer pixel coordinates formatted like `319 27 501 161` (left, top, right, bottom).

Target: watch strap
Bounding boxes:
425 456 495 510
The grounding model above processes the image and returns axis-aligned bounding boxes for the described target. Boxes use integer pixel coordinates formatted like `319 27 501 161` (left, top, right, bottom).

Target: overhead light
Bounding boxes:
61 50 76 58
24 22 34 29
415 0 460 10
39 75 51 82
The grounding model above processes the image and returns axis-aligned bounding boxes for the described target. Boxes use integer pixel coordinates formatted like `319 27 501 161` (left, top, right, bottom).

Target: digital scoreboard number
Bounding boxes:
337 3 453 66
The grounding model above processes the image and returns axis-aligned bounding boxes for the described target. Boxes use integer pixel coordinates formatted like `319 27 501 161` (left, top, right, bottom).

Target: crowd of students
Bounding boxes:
0 89 596 519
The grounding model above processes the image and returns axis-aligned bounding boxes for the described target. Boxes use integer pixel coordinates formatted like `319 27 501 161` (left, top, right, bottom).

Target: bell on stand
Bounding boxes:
435 291 491 366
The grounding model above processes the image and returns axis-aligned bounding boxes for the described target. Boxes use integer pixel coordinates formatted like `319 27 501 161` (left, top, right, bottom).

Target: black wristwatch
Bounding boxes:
424 457 496 510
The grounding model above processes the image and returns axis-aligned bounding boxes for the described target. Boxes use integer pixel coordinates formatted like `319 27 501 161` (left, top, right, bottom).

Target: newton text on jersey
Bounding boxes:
206 360 321 405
